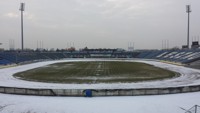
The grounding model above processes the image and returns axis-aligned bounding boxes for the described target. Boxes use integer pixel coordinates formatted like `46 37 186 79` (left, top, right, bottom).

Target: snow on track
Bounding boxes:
0 59 200 89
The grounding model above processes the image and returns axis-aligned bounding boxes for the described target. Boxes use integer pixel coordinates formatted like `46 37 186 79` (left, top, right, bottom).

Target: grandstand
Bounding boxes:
0 48 200 66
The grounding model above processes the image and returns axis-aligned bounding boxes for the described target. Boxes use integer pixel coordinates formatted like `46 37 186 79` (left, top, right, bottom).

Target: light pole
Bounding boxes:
19 3 25 51
186 5 191 49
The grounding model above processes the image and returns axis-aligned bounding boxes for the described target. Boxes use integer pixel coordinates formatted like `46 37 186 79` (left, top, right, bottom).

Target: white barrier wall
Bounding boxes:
0 85 200 97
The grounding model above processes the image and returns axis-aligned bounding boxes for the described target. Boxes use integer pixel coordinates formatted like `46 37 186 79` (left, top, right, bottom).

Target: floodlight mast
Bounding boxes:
186 5 191 49
19 3 25 51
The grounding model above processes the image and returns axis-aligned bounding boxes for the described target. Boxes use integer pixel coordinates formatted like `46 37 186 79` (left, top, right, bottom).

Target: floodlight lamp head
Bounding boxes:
186 5 191 13
19 3 25 11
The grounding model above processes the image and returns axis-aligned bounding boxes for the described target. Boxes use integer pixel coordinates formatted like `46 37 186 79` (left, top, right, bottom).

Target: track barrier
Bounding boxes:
0 85 200 97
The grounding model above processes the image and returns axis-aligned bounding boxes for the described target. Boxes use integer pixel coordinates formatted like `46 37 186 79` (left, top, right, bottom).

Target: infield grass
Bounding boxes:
14 61 177 84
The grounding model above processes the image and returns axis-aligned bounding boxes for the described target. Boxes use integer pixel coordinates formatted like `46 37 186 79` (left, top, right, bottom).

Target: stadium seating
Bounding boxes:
0 59 12 65
0 49 200 65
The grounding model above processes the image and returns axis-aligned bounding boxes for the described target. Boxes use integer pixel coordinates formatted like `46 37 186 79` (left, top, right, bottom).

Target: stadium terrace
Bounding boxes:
0 48 200 65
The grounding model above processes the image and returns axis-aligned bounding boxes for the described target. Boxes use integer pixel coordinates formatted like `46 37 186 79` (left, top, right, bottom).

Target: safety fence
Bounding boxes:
0 85 200 97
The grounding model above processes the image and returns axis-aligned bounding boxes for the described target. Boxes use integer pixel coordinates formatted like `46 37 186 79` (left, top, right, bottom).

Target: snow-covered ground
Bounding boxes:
0 59 200 113
0 92 200 113
0 59 200 89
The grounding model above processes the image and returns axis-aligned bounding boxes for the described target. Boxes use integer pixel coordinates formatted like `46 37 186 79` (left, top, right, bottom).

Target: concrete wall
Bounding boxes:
0 85 200 97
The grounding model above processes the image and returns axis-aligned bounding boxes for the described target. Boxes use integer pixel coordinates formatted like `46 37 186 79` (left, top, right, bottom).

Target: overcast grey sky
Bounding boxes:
0 0 200 50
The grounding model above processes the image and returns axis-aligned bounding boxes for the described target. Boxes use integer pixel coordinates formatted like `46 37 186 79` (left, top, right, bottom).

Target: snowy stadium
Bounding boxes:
1 0 200 113
1 49 200 113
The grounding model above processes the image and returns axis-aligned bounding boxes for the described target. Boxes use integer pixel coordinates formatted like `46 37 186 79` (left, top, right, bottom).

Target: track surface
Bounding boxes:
0 59 200 89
